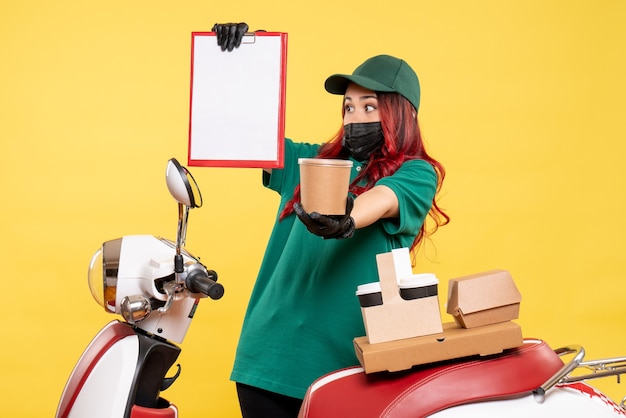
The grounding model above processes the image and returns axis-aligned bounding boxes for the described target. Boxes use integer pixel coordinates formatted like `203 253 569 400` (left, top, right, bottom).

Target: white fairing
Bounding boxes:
137 296 198 344
116 235 196 343
116 235 177 305
67 334 139 418
432 382 626 417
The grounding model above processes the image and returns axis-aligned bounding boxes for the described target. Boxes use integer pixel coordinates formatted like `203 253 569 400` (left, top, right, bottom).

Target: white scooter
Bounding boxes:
57 158 626 417
56 158 223 418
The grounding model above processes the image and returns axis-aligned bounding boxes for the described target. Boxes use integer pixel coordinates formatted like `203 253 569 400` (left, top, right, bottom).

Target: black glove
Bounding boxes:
212 22 249 51
294 196 355 239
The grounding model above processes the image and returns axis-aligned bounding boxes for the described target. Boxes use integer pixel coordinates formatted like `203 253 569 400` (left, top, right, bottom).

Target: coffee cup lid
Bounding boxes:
398 273 438 288
356 281 381 295
298 158 353 168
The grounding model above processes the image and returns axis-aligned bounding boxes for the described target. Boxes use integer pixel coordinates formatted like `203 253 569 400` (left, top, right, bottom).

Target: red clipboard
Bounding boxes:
187 32 288 168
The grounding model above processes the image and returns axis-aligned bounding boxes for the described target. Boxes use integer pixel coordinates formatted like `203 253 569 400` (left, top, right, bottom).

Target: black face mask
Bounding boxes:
342 122 385 162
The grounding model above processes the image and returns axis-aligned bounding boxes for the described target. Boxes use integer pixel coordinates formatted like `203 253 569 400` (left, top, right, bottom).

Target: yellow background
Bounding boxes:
1 1 625 416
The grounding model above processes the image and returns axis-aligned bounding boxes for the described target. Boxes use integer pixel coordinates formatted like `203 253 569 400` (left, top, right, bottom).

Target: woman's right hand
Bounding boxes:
212 22 249 51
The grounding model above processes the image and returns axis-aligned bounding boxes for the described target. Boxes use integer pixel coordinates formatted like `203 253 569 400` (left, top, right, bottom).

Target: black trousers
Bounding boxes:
236 383 303 418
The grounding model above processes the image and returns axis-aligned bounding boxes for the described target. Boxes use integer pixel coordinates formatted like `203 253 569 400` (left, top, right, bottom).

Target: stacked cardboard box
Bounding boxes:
354 249 523 374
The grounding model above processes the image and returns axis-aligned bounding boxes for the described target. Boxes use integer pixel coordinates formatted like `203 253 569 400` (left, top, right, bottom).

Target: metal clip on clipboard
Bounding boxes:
242 32 257 44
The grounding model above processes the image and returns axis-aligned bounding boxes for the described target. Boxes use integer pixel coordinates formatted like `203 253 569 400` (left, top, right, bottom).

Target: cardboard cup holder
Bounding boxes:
357 248 443 344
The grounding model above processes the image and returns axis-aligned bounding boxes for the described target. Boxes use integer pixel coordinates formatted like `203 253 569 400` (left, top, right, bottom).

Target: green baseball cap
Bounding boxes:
324 54 421 111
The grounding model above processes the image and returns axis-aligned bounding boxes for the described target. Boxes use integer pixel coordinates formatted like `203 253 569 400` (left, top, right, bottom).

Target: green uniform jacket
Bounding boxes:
230 138 437 399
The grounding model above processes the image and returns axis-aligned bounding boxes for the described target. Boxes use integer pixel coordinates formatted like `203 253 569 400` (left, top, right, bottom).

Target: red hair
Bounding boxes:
280 92 449 251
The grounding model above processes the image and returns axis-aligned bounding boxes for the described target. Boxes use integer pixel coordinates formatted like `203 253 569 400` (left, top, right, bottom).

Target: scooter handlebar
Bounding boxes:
186 267 224 300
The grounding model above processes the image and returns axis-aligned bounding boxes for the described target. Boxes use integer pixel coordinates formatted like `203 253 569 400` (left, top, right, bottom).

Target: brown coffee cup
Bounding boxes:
356 282 383 307
398 273 439 300
298 158 353 215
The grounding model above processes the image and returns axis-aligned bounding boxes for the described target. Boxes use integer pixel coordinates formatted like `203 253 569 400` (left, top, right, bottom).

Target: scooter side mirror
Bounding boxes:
165 158 202 273
165 158 203 209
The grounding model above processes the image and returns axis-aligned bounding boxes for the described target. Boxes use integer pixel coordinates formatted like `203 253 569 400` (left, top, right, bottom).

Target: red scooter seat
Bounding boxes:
299 339 564 418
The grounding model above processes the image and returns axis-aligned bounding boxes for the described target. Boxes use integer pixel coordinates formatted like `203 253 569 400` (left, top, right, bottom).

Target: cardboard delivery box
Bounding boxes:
447 269 521 329
354 321 523 373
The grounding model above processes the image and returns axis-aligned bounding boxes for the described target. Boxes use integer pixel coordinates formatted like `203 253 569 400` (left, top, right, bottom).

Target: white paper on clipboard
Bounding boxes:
188 32 288 168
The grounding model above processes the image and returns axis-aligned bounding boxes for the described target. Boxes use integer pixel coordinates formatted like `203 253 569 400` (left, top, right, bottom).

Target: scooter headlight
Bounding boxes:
88 238 121 313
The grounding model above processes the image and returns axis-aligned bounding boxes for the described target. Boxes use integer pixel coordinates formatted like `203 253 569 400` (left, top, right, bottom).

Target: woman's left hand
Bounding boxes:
294 196 355 239
212 22 249 51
